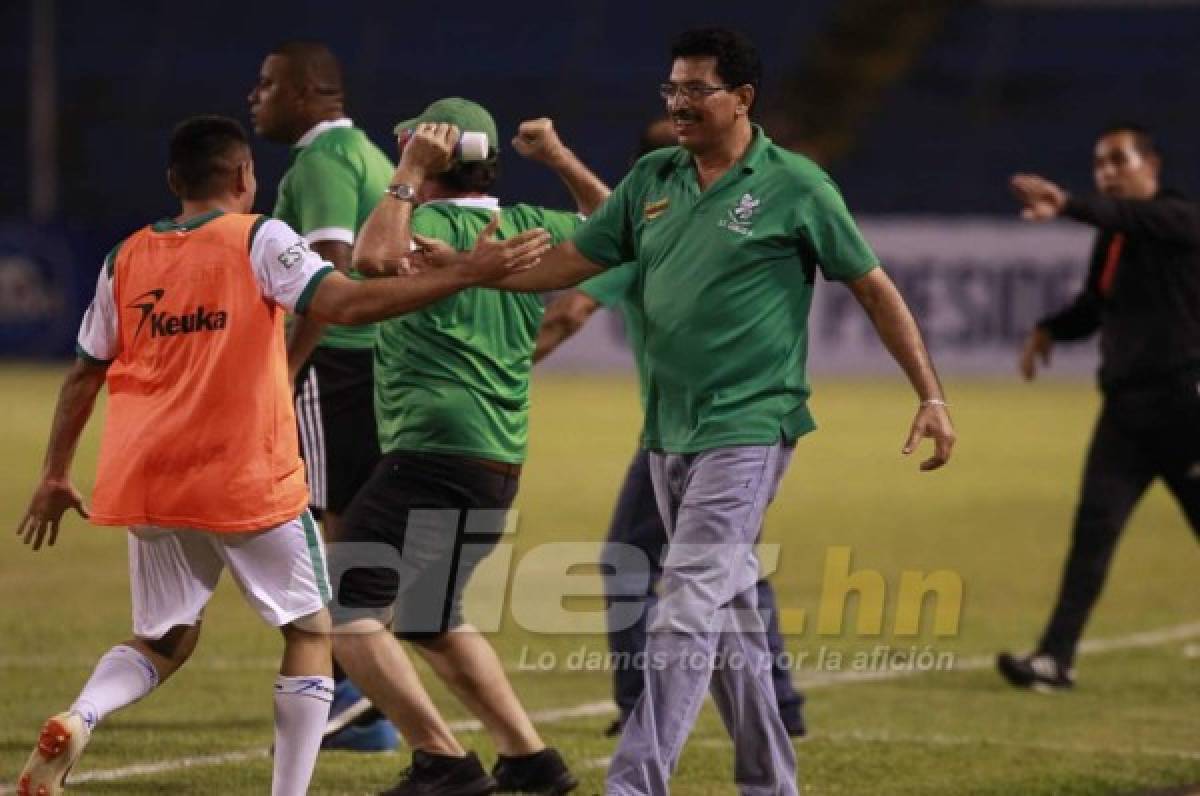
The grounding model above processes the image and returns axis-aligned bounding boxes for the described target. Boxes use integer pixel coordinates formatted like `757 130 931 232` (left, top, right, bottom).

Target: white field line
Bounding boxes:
3 620 1198 794
0 655 282 671
795 620 1200 688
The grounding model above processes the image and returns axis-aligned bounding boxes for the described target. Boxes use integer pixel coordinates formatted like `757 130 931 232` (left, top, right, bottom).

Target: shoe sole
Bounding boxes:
18 715 88 796
320 721 399 753
997 656 1072 692
496 773 579 795
1030 682 1071 694
379 777 498 796
995 656 1035 688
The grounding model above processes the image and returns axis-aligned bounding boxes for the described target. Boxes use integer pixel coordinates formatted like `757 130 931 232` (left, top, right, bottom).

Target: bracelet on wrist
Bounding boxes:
921 398 949 408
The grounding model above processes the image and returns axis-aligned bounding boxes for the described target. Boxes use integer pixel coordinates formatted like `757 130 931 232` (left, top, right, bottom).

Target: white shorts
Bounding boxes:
127 512 331 640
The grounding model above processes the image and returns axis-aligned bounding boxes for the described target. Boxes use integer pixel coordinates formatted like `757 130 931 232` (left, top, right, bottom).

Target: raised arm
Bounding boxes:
353 122 458 276
512 118 611 215
847 267 955 471
19 358 106 550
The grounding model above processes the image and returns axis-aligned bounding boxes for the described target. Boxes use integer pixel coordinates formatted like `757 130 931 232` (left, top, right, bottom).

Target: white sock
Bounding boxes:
69 645 160 731
272 675 333 796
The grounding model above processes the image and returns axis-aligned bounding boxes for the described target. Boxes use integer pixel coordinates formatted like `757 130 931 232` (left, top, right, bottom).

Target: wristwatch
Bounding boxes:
386 183 417 202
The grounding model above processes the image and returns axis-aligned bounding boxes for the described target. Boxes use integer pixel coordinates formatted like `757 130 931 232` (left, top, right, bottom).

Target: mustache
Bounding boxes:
672 111 700 123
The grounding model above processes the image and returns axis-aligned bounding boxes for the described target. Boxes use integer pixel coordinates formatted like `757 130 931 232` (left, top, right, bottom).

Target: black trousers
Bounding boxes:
1039 375 1200 664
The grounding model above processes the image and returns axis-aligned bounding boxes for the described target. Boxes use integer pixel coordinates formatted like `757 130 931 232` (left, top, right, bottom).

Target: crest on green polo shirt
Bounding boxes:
644 197 670 221
720 192 761 236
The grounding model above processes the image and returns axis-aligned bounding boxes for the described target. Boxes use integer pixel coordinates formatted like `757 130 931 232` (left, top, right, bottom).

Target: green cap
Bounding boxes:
393 97 499 157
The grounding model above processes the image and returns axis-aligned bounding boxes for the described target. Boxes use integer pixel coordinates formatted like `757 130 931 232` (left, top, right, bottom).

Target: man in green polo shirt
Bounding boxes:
248 39 398 752
534 118 808 741
494 27 956 795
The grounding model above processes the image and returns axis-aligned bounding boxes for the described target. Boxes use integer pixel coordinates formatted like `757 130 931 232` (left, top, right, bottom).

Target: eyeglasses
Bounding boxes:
657 82 734 101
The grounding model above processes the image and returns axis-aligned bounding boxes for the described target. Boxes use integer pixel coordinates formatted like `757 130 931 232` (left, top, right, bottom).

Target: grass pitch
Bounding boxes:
1 364 1198 794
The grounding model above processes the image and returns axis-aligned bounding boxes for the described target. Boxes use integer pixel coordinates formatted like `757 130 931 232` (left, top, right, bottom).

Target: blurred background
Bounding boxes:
3 0 1199 368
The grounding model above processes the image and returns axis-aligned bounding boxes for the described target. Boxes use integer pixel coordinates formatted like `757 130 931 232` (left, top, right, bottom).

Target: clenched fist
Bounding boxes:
512 118 567 165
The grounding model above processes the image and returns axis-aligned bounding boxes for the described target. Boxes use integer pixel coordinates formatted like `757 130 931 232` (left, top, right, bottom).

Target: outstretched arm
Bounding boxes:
490 241 605 292
286 240 351 383
19 358 106 550
410 235 605 293
847 267 955 471
1011 173 1200 245
309 214 550 325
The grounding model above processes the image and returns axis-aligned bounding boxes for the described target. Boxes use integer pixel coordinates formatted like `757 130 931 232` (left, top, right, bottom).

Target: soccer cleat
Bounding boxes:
379 750 497 796
322 717 399 752
17 712 91 796
492 747 577 795
996 652 1075 692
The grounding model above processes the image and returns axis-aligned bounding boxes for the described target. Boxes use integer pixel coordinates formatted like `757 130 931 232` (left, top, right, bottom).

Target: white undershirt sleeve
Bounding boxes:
76 265 119 363
249 218 337 313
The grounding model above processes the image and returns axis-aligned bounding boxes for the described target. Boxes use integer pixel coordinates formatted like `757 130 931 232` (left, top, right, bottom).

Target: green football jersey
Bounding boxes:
375 199 583 463
274 120 394 349
572 125 880 454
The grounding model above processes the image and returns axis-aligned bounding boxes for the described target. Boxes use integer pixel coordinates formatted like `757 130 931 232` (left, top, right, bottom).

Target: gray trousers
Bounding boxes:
607 443 799 796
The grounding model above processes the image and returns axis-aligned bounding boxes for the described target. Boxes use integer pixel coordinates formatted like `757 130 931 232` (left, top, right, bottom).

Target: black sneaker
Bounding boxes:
492 748 578 795
996 652 1075 692
379 750 498 796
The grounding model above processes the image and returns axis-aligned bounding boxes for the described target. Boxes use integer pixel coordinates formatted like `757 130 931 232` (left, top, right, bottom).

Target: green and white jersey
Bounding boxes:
274 119 394 350
375 198 583 463
572 125 880 454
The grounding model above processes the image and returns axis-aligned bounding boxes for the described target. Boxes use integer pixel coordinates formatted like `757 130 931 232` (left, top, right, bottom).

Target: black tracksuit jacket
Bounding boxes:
1038 189 1200 392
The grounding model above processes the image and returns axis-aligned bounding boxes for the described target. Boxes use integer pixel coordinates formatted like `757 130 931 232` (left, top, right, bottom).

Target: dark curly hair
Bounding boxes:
670 27 762 109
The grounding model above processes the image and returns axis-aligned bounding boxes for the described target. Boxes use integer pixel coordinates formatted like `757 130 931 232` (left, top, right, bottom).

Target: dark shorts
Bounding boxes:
329 451 518 638
294 346 381 515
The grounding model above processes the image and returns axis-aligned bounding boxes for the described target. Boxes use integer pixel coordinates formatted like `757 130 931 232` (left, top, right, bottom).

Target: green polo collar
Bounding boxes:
152 208 224 233
663 124 771 177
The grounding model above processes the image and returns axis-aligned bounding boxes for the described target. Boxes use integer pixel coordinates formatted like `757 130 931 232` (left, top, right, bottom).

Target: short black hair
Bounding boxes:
168 115 250 200
1100 123 1159 159
670 27 762 104
268 40 344 98
437 156 500 194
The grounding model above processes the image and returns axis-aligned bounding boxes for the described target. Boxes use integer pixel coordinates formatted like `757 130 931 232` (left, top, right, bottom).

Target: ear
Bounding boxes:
234 161 252 195
734 84 755 117
166 167 181 199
